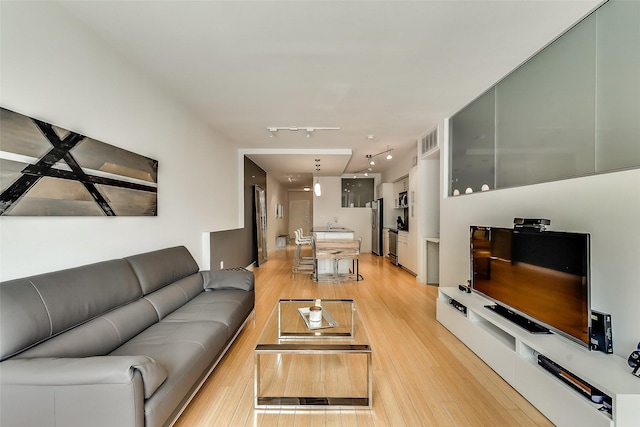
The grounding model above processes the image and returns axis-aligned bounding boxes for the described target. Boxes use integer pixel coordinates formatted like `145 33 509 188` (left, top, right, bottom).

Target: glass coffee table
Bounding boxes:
254 299 372 409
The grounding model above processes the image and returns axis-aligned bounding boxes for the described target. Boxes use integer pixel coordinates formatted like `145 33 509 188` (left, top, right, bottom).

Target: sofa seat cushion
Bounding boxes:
163 290 254 339
110 320 227 427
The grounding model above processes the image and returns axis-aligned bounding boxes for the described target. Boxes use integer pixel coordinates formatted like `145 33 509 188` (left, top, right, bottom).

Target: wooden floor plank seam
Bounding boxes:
174 246 553 427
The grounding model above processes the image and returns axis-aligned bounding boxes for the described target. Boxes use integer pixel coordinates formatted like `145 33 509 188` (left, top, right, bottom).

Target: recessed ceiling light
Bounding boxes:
367 135 375 140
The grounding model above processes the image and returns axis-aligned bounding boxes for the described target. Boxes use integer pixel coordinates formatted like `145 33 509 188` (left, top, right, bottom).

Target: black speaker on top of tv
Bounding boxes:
513 217 551 231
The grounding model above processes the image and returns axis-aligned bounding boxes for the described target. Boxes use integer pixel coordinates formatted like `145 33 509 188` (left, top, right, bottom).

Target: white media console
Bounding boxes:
436 286 640 427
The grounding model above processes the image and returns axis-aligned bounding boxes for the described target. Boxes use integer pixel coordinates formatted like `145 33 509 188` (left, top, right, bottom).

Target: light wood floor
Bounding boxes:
174 246 553 427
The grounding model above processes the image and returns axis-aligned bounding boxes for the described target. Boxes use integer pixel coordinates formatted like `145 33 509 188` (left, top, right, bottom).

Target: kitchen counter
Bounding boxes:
312 227 355 275
311 226 354 233
384 226 408 232
312 227 355 241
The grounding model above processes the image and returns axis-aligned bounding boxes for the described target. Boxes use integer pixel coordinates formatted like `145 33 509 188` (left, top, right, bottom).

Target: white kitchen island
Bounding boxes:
311 227 358 280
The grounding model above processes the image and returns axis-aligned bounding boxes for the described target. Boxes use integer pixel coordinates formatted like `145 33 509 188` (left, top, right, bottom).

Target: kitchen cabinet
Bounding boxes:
406 228 418 274
397 231 409 270
402 166 419 275
399 230 417 275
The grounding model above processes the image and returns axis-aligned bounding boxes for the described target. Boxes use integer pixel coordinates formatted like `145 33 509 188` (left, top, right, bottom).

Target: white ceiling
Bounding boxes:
58 0 602 189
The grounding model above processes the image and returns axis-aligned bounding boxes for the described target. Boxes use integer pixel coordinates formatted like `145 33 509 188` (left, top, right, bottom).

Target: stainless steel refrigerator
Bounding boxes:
371 198 383 256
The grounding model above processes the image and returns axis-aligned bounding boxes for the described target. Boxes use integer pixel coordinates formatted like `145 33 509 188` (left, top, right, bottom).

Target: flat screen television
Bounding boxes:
470 226 591 348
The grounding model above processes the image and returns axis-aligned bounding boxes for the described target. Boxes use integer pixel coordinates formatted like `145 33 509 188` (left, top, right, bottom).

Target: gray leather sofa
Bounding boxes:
0 246 255 427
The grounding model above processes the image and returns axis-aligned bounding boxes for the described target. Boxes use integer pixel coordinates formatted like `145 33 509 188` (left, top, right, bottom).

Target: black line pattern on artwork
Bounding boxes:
0 119 157 216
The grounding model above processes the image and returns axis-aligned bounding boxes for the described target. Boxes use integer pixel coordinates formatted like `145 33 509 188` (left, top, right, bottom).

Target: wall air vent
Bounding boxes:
420 127 439 158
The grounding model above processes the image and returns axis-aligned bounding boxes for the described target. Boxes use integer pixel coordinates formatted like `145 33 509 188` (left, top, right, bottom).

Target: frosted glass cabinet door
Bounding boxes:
596 0 640 171
495 13 596 189
446 0 639 198
449 89 495 196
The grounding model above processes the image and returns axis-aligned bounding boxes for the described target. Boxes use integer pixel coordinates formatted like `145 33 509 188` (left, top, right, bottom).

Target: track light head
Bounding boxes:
266 126 340 139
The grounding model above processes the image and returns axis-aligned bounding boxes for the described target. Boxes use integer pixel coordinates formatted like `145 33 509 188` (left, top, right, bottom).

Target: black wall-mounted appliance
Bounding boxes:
398 191 408 208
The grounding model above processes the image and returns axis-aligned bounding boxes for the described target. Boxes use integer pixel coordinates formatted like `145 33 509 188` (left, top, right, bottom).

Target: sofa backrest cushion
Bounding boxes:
0 259 142 361
16 299 159 359
125 246 200 295
144 273 204 320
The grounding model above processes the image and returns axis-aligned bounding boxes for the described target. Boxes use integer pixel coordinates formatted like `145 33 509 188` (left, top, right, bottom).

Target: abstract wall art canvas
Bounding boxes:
0 107 158 216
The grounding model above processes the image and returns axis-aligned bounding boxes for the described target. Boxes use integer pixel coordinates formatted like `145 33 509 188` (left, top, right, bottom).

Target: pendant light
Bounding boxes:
314 159 322 196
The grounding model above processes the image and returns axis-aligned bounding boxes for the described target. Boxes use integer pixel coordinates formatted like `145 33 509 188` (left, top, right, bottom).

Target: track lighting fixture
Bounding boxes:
266 126 340 138
352 146 394 177
366 146 393 167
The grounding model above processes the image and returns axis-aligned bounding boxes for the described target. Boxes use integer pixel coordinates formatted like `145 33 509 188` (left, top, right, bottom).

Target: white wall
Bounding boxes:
439 167 640 357
313 176 373 252
0 2 240 280
382 152 415 184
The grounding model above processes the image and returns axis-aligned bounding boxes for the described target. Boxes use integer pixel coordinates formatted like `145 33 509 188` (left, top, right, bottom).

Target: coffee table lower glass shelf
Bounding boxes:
254 299 372 409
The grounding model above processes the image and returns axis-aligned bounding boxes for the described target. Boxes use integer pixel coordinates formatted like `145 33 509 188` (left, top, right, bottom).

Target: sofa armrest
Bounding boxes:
1 355 167 399
201 269 254 291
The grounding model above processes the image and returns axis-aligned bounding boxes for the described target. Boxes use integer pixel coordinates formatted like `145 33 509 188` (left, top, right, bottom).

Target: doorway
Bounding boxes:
289 198 312 238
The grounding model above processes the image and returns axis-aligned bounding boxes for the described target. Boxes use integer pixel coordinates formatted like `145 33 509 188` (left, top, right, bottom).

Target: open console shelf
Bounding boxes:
437 286 640 427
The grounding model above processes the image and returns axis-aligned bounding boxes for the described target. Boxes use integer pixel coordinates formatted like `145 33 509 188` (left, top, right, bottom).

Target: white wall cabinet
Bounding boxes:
404 166 418 275
437 287 640 427
397 231 409 268
398 230 417 275
406 233 418 275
